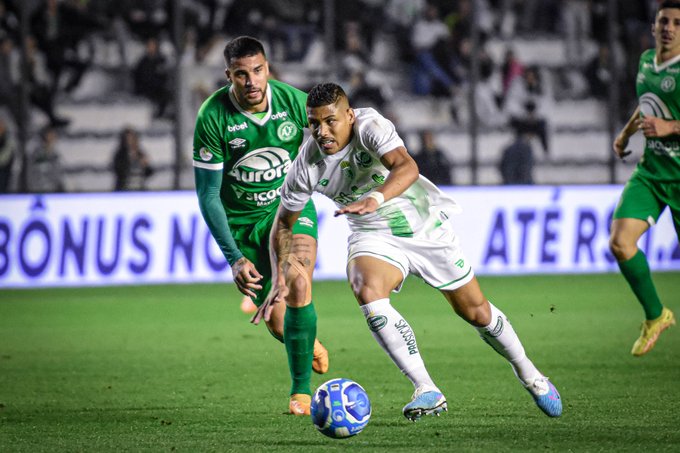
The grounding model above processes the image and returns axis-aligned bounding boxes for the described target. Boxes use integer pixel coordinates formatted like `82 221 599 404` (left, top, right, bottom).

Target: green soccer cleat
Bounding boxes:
631 307 676 357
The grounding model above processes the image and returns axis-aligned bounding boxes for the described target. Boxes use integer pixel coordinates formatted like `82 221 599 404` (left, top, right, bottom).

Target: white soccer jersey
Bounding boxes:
280 107 461 237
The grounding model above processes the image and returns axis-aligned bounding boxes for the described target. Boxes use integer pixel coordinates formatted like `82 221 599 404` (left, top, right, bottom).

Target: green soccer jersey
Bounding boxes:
635 49 680 181
193 79 308 225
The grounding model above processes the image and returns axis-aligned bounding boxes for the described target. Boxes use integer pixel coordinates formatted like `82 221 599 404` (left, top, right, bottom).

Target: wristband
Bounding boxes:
367 191 385 206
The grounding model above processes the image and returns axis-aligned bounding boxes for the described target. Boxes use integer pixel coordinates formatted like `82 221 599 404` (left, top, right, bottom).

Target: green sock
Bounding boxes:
618 250 663 320
284 303 317 396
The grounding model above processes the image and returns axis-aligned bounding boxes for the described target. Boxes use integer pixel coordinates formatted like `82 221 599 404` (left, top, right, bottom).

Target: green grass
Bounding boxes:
1 273 679 452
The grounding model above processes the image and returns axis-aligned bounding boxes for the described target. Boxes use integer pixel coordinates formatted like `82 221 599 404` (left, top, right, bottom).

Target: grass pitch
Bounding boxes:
1 273 679 452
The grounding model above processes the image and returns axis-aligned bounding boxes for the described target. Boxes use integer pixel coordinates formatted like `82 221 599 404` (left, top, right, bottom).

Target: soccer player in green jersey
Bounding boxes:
611 1 679 356
192 36 328 415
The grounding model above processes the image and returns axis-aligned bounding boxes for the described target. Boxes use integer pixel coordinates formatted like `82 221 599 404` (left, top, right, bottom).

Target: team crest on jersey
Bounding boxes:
228 137 248 150
276 121 297 142
661 76 676 93
199 147 213 161
354 151 372 168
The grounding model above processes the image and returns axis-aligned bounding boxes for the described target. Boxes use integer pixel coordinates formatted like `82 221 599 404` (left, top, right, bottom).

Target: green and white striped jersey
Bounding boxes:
281 107 461 237
636 49 680 181
192 79 308 225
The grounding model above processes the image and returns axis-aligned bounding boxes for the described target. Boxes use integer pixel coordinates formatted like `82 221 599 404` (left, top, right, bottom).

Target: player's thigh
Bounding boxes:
347 255 404 304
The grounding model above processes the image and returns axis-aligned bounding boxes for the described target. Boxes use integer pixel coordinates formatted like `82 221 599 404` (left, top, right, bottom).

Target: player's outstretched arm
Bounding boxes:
335 146 419 217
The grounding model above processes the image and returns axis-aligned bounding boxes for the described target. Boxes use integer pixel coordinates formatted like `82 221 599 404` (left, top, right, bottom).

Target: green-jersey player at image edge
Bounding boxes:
611 1 680 357
191 36 328 415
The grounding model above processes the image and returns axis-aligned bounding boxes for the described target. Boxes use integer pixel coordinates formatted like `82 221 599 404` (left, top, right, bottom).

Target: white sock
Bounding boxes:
361 298 437 391
476 302 541 384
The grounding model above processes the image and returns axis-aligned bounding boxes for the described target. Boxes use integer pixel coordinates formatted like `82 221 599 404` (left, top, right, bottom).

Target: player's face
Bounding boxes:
307 99 356 155
654 8 680 55
226 53 269 112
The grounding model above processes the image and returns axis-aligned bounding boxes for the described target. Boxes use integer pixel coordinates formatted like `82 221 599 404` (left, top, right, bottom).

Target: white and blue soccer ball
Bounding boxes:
311 378 371 439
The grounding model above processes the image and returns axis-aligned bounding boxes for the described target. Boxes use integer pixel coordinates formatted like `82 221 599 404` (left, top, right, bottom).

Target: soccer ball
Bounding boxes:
311 378 371 439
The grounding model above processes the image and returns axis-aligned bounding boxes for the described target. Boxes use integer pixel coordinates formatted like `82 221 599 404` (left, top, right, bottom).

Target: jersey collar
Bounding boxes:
654 52 680 72
228 83 272 126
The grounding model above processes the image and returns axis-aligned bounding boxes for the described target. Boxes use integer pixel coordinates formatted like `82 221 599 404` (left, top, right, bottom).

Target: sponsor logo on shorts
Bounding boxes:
394 319 419 355
486 316 504 338
199 147 213 161
297 216 315 228
367 315 387 332
277 121 297 142
455 259 465 268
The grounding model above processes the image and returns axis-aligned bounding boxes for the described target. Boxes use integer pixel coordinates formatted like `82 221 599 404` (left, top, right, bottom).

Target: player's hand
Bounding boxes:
613 134 632 160
231 257 263 298
638 116 674 138
334 197 380 217
251 274 287 325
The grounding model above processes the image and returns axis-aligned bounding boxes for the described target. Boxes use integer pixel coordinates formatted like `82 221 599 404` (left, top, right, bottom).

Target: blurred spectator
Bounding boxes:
133 37 172 118
504 65 550 153
30 0 101 95
584 44 612 100
20 36 71 127
516 0 561 35
339 21 371 78
27 125 65 193
561 0 592 67
410 3 455 96
501 47 524 99
475 51 506 127
0 0 19 41
384 0 426 61
112 127 153 191
413 130 453 186
499 123 535 185
0 35 19 122
0 115 15 192
120 0 168 41
347 71 389 110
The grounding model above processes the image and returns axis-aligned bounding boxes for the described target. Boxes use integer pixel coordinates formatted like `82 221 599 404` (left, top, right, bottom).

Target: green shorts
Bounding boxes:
230 200 318 306
613 171 680 236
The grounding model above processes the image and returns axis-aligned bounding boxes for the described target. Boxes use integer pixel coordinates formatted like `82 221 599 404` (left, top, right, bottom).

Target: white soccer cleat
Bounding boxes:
402 385 447 422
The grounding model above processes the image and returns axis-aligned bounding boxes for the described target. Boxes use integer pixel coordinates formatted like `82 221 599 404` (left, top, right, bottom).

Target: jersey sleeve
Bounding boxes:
280 142 314 212
193 97 225 171
359 110 405 157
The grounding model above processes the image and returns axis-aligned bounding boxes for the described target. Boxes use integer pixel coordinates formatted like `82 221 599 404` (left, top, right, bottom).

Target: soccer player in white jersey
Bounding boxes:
261 82 562 420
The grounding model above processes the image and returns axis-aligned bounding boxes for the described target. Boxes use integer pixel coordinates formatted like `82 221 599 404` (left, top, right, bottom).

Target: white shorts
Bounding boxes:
346 220 474 292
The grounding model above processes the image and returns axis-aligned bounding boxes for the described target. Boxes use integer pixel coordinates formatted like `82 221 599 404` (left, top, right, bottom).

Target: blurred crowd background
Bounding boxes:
0 0 660 193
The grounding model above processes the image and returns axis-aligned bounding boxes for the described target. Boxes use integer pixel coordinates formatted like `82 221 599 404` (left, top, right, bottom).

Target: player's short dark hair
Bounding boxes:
223 36 266 65
659 1 680 12
307 83 348 108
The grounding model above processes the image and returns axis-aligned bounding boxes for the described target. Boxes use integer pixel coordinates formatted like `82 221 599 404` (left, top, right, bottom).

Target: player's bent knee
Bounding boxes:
609 235 634 261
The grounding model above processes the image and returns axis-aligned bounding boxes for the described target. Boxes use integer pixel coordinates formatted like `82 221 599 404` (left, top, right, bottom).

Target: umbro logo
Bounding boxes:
229 138 247 149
